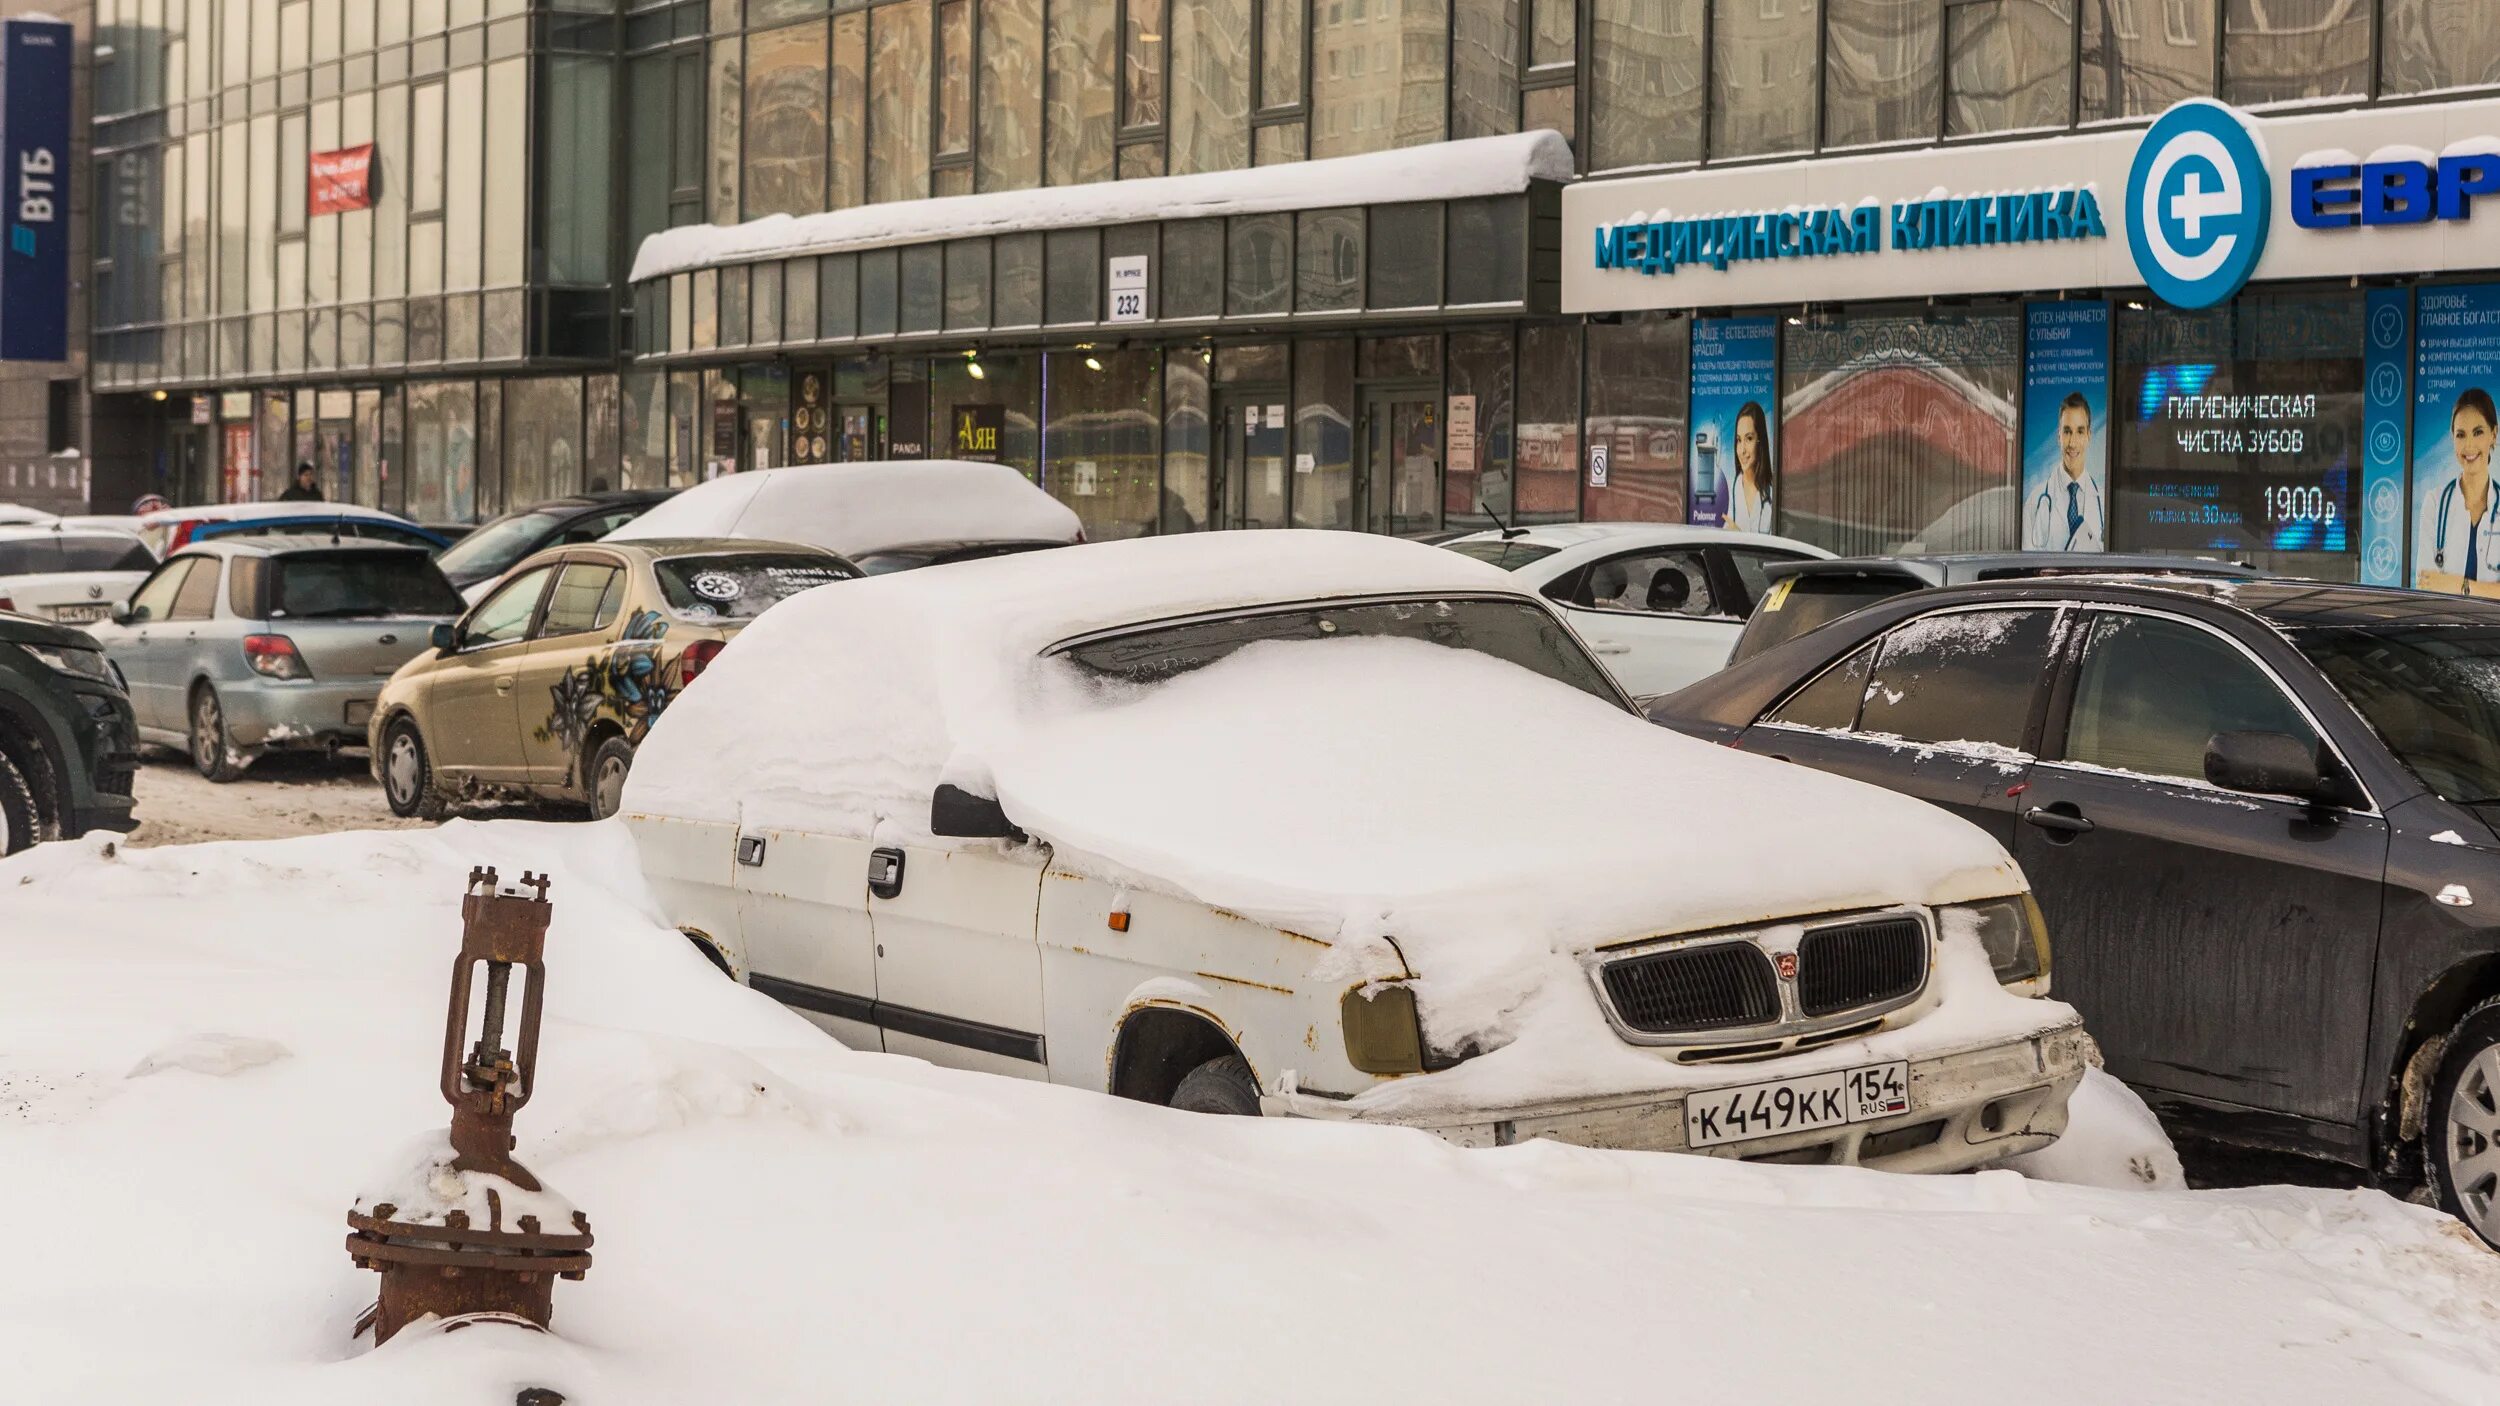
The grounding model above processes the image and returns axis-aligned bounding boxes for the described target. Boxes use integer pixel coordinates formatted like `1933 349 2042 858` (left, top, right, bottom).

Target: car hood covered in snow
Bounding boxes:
606 460 1082 558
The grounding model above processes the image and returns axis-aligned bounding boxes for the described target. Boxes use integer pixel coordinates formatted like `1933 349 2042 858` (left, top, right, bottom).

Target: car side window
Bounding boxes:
1856 608 2058 752
536 564 623 638
1571 548 1720 618
226 556 264 619
170 556 223 621
1765 641 1875 732
126 559 194 622
461 565 554 650
2061 613 2318 784
1720 548 1809 617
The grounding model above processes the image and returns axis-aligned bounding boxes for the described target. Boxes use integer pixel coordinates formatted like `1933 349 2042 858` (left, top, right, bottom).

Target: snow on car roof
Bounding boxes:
606 461 1082 557
1442 522 1829 554
137 500 411 525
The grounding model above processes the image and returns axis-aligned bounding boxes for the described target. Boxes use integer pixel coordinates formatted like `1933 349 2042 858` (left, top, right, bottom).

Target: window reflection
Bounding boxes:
2080 0 2215 121
1312 0 1450 157
870 0 932 203
1046 348 1164 540
2223 0 2368 106
745 20 828 218
1590 0 1699 169
1710 0 1820 158
1946 0 2073 137
1824 0 1940 147
979 0 1045 190
1047 0 1117 183
1171 0 1251 173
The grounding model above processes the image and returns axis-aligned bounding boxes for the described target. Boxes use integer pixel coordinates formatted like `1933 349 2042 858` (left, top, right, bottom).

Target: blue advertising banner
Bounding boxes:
2021 302 2111 552
2410 284 2500 595
1688 316 1777 530
2361 288 2409 587
0 18 73 364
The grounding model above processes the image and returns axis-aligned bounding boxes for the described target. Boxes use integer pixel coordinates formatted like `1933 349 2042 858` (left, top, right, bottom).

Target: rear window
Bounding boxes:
1730 576 1913 662
848 541 1064 575
1440 539 1561 571
653 553 858 619
268 551 466 619
0 535 154 575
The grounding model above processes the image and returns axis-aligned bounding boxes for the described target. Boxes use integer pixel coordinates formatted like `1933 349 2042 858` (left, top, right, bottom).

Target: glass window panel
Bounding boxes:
1260 0 1306 109
1216 341 1288 382
1126 0 1168 128
1172 0 1251 173
2223 0 2367 106
1227 213 1291 316
673 49 707 198
1530 0 1573 65
249 114 279 307
445 66 484 289
546 56 613 283
502 375 585 506
1312 0 1448 157
754 262 785 344
1044 348 1162 539
280 113 308 236
1584 314 1687 523
1711 0 1819 158
1446 196 1524 305
1046 228 1102 324
832 12 868 206
1163 349 1212 531
710 37 743 220
819 254 860 339
746 20 829 219
2064 611 2314 780
870 0 932 202
995 233 1045 325
1516 322 1579 523
1360 331 1439 379
2081 0 2216 121
858 248 899 336
585 374 620 494
281 0 311 69
898 245 942 333
1295 208 1362 313
484 57 526 286
1947 0 2075 137
1446 327 1514 528
1590 0 1700 169
932 353 1039 472
1861 608 2059 751
1824 0 1941 147
1163 219 1224 318
2383 0 2500 96
1452 0 1520 140
1048 0 1117 184
945 240 991 330
624 369 667 490
413 78 447 217
1256 120 1307 163
1119 141 1166 178
1367 203 1442 308
1521 80 1574 150
716 266 750 347
785 259 817 342
937 0 974 157
1293 338 1356 529
979 0 1045 190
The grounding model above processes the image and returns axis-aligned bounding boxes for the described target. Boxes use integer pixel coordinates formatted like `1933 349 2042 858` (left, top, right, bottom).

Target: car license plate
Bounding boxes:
53 604 108 624
1684 1061 1911 1149
344 700 373 726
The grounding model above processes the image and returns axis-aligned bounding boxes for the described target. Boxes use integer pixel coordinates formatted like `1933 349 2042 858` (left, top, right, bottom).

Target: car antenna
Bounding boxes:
1482 498 1525 541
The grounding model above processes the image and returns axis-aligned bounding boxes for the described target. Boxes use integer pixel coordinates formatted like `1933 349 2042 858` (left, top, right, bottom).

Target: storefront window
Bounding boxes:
1296 209 1364 313
504 375 585 507
1447 329 1514 529
1171 0 1251 174
1164 349 1213 531
1589 0 1700 170
2382 0 2500 97
2223 0 2367 106
1517 323 1581 523
1824 0 1940 148
1045 348 1163 540
979 0 1045 191
2080 0 2215 122
1295 338 1357 529
2112 293 2362 581
623 369 666 491
1945 0 2073 138
745 20 829 219
407 380 479 525
1781 310 2022 556
870 0 933 203
1228 215 1292 316
1452 0 1519 140
1710 0 1819 159
1163 220 1225 319
933 354 1040 476
1311 0 1450 159
1585 314 1687 523
1047 0 1117 184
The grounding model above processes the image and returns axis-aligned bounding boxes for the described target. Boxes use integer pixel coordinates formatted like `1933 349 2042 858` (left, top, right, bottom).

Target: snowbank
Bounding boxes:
4 824 2499 1404
2007 1068 2188 1191
606 460 1082 557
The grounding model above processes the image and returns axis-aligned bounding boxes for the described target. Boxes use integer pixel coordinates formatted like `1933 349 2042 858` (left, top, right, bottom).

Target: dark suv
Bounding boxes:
0 613 138 854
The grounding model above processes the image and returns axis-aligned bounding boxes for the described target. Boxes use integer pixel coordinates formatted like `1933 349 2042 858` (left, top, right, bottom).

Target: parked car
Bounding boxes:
1727 552 2263 666
1439 523 1832 697
435 490 677 604
1649 573 2500 1248
608 461 1082 571
0 504 59 527
136 502 442 558
620 532 2088 1170
89 537 467 781
0 524 157 625
372 537 857 821
0 613 137 853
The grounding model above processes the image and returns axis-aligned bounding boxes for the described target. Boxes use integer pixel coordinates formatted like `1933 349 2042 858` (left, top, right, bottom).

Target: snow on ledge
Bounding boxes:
628 131 1577 284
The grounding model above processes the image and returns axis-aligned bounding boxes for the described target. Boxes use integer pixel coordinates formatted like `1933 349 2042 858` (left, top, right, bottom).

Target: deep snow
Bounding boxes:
3 822 2496 1403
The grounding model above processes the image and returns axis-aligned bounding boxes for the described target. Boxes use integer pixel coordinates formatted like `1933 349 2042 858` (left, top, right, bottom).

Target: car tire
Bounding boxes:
189 685 243 783
2429 995 2500 1251
380 717 443 820
0 747 46 856
1170 1055 1261 1116
585 735 635 821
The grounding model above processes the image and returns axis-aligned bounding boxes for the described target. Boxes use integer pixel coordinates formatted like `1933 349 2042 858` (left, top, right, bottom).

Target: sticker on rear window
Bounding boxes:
1763 578 1794 612
689 570 745 602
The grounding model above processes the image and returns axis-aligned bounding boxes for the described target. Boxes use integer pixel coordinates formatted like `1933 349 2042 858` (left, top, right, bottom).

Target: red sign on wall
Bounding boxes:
307 144 375 216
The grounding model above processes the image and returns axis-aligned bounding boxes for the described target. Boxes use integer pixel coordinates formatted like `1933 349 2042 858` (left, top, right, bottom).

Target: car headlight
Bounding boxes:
1341 982 1426 1075
21 642 115 684
1951 894 2049 986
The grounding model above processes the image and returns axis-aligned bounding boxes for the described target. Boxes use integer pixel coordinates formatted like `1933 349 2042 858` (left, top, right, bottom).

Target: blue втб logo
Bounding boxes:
2126 100 2271 310
7 226 30 257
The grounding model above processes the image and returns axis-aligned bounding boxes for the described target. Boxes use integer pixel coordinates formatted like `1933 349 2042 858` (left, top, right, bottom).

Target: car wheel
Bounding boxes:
586 735 635 821
189 685 243 783
0 747 46 856
380 717 443 820
1170 1055 1261 1116
2430 996 2500 1251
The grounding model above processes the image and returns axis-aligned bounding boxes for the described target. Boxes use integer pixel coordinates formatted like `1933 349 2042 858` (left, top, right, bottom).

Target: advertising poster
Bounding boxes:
0 19 74 363
2361 289 2409 586
1688 317 1777 530
2412 284 2500 595
2021 302 2111 552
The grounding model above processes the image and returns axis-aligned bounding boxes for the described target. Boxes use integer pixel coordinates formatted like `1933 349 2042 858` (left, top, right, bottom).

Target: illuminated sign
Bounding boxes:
2292 153 2500 228
1592 188 2103 279
0 19 73 362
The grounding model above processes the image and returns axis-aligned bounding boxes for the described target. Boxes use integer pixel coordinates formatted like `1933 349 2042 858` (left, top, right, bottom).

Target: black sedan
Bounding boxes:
1654 575 2500 1247
434 490 675 598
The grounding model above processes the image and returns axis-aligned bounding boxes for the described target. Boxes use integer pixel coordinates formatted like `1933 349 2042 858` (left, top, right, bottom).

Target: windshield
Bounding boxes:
653 553 859 620
2294 623 2500 805
849 541 1065 575
1053 596 1627 709
434 510 564 583
0 536 153 574
269 551 467 618
1441 539 1561 571
1730 576 1913 663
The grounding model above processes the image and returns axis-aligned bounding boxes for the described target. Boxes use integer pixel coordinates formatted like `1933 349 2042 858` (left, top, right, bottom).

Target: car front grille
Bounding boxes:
1600 941 1781 1035
1796 917 1928 1018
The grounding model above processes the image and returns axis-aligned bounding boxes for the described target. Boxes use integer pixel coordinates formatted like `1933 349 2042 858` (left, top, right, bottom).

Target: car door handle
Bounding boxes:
1592 642 1630 655
868 846 906 900
2022 804 2095 837
736 835 767 867
495 676 514 695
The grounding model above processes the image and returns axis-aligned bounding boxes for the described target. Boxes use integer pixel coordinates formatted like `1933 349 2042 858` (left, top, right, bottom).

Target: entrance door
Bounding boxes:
1361 390 1441 536
317 421 354 504
1212 390 1288 529
834 405 885 461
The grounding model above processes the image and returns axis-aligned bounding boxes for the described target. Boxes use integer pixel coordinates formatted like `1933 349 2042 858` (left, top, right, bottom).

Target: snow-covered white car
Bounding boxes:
0 524 156 626
607 460 1081 573
1440 523 1832 698
623 532 2089 1170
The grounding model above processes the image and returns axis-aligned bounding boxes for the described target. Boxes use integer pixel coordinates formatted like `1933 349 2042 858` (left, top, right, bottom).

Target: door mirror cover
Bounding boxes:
429 622 457 652
110 604 134 625
930 782 1025 841
2204 730 2328 802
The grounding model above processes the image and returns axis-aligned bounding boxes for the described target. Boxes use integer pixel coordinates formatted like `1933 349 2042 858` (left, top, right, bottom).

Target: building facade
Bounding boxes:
72 0 2500 584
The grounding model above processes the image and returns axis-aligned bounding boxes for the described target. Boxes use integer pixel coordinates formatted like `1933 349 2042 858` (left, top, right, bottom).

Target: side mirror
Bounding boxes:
930 782 1025 841
429 622 458 652
2205 730 2329 803
110 604 134 625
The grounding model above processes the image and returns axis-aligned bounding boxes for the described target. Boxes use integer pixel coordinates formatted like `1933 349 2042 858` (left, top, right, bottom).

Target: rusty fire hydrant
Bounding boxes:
345 867 594 1345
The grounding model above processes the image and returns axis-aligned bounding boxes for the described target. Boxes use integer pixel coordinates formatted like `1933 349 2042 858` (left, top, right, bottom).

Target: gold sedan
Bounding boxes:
371 537 855 818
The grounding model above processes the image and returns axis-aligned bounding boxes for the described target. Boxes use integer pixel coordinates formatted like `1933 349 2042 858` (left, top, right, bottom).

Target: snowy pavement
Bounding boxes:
5 821 2498 1404
124 751 428 846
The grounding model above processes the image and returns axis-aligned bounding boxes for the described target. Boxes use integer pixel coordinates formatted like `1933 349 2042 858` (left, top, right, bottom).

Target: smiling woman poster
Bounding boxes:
2413 287 2500 597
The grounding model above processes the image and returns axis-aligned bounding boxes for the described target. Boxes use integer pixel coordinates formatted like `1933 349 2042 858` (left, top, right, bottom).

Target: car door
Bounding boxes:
1740 604 2063 849
512 555 627 790
734 825 886 1053
867 831 1051 1081
1554 546 1745 697
161 553 227 714
2014 607 2388 1129
426 563 554 786
110 557 198 731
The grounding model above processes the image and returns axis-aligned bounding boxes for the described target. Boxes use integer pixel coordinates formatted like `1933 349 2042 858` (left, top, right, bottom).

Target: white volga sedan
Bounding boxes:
1439 523 1831 698
622 532 2089 1171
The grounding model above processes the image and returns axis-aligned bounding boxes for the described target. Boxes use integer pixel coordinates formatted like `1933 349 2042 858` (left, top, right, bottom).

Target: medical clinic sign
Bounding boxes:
1565 96 2500 315
0 18 73 362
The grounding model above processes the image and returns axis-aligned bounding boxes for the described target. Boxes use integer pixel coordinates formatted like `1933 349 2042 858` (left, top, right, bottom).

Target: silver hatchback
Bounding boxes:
88 536 467 781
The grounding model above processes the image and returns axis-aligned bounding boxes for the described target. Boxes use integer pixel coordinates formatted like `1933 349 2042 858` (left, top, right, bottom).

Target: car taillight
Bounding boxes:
680 637 725 682
0 597 16 615
242 634 311 680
